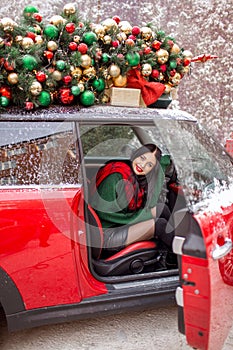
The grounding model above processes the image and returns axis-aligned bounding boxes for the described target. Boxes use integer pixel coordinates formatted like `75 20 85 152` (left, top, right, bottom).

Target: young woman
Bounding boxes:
90 144 174 255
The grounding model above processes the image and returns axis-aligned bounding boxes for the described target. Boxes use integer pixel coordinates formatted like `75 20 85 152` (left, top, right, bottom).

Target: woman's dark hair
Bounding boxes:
130 143 162 206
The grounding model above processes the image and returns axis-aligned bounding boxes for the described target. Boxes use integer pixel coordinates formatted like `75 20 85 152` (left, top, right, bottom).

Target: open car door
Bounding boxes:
152 117 233 349
173 200 233 350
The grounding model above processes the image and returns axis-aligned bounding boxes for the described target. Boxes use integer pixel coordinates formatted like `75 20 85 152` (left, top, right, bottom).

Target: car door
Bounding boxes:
152 117 233 350
0 120 83 309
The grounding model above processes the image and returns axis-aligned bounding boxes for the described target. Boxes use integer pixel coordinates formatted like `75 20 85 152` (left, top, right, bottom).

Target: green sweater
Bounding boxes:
90 155 170 229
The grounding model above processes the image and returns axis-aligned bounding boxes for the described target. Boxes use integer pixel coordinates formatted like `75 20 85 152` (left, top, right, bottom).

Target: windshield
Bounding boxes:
151 119 233 206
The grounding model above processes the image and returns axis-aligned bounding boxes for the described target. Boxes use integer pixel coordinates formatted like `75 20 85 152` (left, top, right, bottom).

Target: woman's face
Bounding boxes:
132 151 157 176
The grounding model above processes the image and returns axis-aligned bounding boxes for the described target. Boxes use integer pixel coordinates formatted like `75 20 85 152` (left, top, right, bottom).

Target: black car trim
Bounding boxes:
6 282 178 332
0 267 25 314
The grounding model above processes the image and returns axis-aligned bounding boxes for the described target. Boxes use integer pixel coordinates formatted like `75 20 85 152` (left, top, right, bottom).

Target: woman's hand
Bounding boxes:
151 206 157 218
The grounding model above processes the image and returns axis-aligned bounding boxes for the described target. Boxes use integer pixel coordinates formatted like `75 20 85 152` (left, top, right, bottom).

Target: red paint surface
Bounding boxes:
0 186 107 310
183 203 233 350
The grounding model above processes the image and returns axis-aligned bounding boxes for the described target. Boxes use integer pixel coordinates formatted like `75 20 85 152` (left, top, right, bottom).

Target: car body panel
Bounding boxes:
0 106 232 349
177 196 233 350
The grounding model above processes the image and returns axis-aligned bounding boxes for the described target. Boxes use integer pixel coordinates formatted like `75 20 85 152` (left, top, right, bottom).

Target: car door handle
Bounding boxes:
212 238 232 260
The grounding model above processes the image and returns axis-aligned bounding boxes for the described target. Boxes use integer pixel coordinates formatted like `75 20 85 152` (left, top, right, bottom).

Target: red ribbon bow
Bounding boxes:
127 68 165 106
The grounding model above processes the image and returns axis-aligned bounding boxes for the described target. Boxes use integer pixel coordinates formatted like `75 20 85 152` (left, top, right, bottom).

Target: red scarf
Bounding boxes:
93 161 145 211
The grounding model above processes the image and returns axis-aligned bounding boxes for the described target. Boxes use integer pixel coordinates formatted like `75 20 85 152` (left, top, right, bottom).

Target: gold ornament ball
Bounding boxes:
103 35 112 45
80 54 92 68
182 66 190 74
170 43 180 54
8 72 18 84
21 37 34 49
73 35 80 43
141 63 152 76
118 21 132 35
93 24 105 38
35 35 43 45
33 24 42 35
113 75 127 87
47 41 58 51
83 67 96 79
141 27 152 40
78 82 85 93
0 37 5 47
159 72 164 81
63 3 76 16
15 35 23 44
169 72 181 86
117 32 127 42
30 81 42 96
109 64 121 78
71 67 82 79
164 84 172 94
0 17 17 32
52 70 62 81
156 49 169 64
50 15 66 26
101 18 118 33
182 50 193 59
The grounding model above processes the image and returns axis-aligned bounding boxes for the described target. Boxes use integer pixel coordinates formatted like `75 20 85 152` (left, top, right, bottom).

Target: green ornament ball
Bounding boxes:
0 96 10 107
80 90 95 106
56 60 66 71
38 91 51 107
82 32 98 46
169 61 177 69
22 55 38 71
44 25 59 40
102 53 109 63
23 5 39 18
71 86 81 96
92 78 105 92
126 52 140 66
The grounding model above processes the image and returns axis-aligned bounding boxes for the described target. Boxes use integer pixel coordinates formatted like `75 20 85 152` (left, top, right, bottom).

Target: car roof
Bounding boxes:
0 105 197 124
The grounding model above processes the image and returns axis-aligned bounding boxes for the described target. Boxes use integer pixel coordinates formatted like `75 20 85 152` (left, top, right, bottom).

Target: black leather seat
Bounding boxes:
87 204 160 276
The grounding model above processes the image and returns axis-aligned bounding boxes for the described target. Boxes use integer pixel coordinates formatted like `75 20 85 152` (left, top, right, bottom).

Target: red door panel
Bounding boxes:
182 203 233 350
0 187 82 309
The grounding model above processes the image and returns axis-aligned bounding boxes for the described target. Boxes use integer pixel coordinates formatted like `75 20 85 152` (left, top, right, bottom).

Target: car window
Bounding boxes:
0 121 80 186
80 125 141 158
152 119 233 204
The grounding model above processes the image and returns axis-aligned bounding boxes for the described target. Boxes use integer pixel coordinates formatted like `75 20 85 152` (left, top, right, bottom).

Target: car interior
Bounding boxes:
80 123 186 278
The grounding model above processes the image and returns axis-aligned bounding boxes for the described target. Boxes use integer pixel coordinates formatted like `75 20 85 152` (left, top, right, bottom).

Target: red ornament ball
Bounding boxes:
78 43 88 54
112 40 119 48
183 58 191 66
63 75 72 85
26 32 36 41
143 46 152 54
44 50 54 60
151 69 159 79
0 86 11 99
132 26 140 36
59 88 74 104
33 13 42 22
128 35 136 41
69 42 78 51
25 101 34 110
36 71 46 83
160 64 167 72
112 16 121 24
65 23 76 34
152 40 161 50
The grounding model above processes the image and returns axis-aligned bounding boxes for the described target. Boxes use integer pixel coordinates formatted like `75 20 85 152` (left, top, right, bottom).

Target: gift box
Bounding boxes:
110 87 146 107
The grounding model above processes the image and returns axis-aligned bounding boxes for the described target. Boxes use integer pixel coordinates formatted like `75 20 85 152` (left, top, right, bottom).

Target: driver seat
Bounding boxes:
87 204 161 276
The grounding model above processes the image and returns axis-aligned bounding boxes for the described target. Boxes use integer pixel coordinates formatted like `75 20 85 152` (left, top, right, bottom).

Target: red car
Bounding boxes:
0 106 232 350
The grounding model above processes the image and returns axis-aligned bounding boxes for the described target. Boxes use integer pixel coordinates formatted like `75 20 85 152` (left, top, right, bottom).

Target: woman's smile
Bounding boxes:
132 151 157 176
